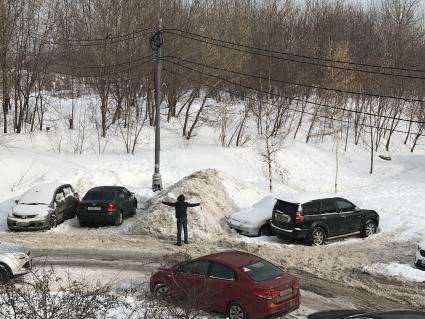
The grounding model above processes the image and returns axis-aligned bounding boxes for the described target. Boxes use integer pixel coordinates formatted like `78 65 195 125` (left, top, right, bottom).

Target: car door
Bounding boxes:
336 198 362 233
53 188 67 222
206 262 237 312
171 260 211 305
320 199 345 236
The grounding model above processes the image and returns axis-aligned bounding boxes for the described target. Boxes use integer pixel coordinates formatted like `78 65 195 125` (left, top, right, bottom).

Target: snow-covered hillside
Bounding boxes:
1 97 425 285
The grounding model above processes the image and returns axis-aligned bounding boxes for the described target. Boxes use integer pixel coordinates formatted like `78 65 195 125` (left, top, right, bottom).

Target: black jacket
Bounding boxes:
162 200 200 218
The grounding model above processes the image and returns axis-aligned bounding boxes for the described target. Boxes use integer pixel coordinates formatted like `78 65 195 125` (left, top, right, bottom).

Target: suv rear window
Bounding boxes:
83 191 116 201
241 259 283 282
273 200 298 215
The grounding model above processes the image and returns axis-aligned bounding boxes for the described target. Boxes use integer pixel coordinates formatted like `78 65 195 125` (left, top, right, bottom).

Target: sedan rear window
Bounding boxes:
241 260 283 282
83 191 116 201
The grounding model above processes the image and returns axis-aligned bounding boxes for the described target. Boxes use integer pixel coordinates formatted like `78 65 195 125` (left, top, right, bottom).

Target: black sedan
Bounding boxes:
76 186 137 226
308 310 425 319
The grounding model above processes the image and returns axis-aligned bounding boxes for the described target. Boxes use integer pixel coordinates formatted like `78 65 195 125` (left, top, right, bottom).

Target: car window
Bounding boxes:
55 190 65 202
336 199 355 212
180 260 211 276
83 191 116 201
210 262 236 280
63 187 72 197
240 259 283 282
118 192 125 199
321 199 338 213
273 200 298 216
302 200 321 215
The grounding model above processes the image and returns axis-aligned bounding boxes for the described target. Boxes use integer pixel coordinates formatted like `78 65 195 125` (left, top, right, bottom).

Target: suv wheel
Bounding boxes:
227 302 247 319
0 265 10 282
309 227 326 246
361 219 377 238
259 225 271 236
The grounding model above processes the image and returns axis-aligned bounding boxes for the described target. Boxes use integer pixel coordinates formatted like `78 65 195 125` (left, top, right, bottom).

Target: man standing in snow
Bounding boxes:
161 194 200 246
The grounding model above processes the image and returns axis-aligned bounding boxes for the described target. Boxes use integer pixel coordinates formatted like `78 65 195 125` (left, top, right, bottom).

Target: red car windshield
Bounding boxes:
241 260 283 282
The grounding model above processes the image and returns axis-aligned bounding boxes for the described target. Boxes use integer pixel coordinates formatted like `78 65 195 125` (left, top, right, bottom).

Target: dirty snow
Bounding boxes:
125 169 236 241
363 263 425 283
0 94 424 304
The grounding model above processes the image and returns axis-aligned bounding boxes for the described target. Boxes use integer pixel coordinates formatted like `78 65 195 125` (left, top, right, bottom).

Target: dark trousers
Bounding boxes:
176 218 188 244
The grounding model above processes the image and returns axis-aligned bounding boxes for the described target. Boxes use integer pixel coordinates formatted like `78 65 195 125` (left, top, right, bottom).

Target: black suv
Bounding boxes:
271 196 379 245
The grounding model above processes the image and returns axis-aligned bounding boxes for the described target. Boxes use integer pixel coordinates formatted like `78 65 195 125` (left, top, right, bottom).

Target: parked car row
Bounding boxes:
228 193 424 271
7 183 137 231
229 193 379 245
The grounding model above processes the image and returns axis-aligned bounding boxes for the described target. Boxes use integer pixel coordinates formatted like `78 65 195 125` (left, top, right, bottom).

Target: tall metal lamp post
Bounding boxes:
150 12 163 192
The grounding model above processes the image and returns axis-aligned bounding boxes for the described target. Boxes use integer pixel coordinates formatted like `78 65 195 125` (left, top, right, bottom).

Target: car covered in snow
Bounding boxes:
7 183 79 231
228 195 277 236
415 240 425 270
76 186 137 226
0 241 32 281
150 250 300 319
271 194 379 245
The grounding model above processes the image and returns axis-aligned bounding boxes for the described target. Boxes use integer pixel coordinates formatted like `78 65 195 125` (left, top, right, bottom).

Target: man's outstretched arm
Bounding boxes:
187 202 200 207
161 201 176 207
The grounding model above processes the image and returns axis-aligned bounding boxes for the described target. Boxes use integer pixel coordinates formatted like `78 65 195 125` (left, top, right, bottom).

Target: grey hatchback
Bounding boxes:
7 183 79 231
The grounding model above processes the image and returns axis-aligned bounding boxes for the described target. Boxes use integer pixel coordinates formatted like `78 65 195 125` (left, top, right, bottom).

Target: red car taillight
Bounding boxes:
106 203 117 213
295 207 304 224
253 288 280 300
292 279 300 290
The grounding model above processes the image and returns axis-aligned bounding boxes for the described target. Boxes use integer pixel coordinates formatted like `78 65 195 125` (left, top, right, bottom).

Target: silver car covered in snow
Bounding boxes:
228 195 277 236
7 182 79 231
0 241 32 281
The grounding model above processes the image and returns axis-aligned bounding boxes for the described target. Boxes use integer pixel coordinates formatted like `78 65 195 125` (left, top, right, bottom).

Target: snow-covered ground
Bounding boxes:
0 96 424 309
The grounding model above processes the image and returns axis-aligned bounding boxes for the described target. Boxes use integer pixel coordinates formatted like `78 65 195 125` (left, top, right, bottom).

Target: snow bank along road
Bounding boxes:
2 231 416 315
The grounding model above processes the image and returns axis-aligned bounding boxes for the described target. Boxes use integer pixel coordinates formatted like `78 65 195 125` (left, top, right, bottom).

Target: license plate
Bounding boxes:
276 213 291 223
87 207 101 211
280 288 292 296
16 221 30 226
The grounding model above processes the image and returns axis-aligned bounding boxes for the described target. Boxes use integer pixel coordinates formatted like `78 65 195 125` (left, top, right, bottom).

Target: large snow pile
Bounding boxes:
125 169 237 241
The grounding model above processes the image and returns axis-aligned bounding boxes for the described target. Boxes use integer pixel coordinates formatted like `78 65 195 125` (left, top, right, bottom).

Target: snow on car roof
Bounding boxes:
274 192 334 204
19 182 67 204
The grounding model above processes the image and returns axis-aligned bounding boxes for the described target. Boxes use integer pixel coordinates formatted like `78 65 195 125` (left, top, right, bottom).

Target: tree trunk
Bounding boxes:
101 98 107 138
2 61 9 133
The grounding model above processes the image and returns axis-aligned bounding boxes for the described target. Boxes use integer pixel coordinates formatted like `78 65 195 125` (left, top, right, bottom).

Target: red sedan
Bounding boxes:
149 250 300 319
